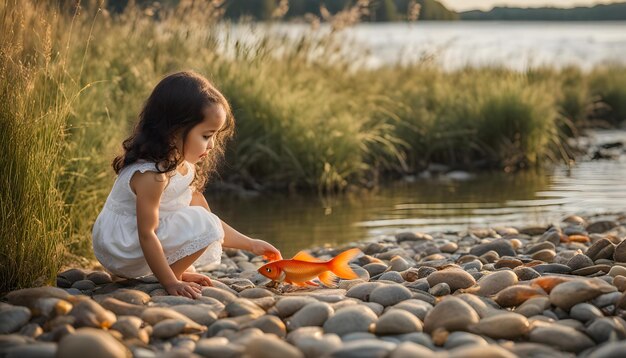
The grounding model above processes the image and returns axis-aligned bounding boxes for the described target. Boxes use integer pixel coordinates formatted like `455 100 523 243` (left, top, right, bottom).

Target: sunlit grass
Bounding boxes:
1 0 626 289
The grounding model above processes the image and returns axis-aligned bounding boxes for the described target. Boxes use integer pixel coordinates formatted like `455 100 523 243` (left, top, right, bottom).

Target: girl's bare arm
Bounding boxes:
133 172 200 298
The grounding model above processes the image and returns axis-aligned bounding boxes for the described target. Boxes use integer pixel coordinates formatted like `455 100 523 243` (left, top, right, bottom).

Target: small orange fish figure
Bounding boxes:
258 248 361 287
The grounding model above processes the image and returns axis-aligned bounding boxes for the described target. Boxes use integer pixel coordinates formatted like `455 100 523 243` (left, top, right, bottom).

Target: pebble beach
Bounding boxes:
2 213 626 357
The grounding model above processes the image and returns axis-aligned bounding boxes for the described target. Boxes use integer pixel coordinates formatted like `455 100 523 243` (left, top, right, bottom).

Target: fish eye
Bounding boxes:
266 268 271 272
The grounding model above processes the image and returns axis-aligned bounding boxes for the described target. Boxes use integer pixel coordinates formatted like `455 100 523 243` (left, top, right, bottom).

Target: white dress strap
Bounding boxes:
122 161 161 196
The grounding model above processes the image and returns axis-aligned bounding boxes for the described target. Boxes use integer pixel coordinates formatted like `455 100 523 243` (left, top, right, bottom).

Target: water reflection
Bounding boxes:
210 130 626 257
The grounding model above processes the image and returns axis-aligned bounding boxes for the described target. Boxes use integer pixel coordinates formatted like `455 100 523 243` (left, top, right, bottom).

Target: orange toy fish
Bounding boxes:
258 248 361 287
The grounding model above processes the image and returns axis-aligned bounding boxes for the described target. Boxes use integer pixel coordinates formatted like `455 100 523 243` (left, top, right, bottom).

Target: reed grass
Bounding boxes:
1 0 626 289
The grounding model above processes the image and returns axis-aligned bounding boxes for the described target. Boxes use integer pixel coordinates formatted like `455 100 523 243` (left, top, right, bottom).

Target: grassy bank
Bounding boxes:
1 0 626 290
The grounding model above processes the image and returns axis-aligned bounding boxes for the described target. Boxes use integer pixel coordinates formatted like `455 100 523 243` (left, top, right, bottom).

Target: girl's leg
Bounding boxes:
169 246 207 279
169 247 212 286
177 192 213 285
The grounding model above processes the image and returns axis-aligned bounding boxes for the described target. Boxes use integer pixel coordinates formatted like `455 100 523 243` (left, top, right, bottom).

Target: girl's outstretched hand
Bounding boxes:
250 239 282 261
164 280 202 299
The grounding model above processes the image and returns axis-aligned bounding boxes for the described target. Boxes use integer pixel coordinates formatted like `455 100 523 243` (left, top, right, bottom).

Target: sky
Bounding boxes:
438 0 622 12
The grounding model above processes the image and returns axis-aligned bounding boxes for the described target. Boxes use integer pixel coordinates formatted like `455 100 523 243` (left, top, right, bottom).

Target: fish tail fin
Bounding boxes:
328 248 361 280
305 280 319 287
318 271 339 287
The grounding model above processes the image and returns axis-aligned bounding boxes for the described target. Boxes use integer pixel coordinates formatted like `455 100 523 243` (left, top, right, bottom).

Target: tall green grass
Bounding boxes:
1 0 626 290
0 1 72 291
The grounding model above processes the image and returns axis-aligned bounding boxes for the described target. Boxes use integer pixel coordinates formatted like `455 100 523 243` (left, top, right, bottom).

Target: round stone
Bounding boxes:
513 267 541 281
426 269 476 292
586 317 626 343
529 325 595 353
570 303 604 323
239 288 274 299
462 260 483 271
110 316 147 343
141 307 196 326
226 299 266 318
614 240 626 262
440 242 458 254
289 329 341 358
390 342 433 357
0 306 31 334
572 264 612 276
288 302 334 330
587 220 618 234
246 316 286 338
469 239 516 257
244 335 303 358
423 296 479 333
389 256 411 272
69 299 116 329
455 294 495 318
494 285 546 308
327 339 396 357
388 299 433 321
363 263 388 277
373 310 423 335
588 341 626 358
443 332 488 349
369 284 412 307
526 242 556 255
429 283 450 296
532 264 572 275
274 297 317 318
566 254 594 270
202 287 238 304
58 269 87 284
514 296 550 317
5 343 57 358
531 249 556 263
608 266 626 277
57 327 131 358
194 337 244 357
447 344 517 358
108 289 150 305
86 271 112 285
346 282 385 302
379 271 405 283
100 298 145 317
417 266 437 279
549 279 617 310
322 305 378 336
171 305 218 326
470 312 530 339
152 319 189 339
586 238 615 261
614 276 626 292
71 280 97 291
474 270 518 296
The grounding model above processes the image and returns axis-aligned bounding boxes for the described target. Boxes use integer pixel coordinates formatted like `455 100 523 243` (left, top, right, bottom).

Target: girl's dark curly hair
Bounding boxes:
112 70 234 192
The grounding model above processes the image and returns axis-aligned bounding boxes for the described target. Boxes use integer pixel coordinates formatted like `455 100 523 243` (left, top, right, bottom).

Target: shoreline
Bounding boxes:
2 212 626 356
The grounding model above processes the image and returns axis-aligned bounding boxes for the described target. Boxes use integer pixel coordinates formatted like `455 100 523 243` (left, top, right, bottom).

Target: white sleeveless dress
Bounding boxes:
92 160 224 278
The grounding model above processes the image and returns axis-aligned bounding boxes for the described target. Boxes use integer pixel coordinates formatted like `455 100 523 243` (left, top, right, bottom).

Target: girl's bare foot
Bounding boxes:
181 272 212 286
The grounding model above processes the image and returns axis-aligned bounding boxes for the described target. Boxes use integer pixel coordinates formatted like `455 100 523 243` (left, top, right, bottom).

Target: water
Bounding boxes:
210 130 626 257
225 21 626 71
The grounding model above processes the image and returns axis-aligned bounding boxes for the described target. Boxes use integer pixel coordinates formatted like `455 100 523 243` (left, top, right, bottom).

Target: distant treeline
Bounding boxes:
460 2 626 21
104 0 459 21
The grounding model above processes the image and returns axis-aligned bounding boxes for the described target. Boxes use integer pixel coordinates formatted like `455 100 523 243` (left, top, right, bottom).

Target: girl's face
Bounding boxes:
180 104 226 164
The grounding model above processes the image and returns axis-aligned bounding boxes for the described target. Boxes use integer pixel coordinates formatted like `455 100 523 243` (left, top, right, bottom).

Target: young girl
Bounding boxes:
92 71 281 299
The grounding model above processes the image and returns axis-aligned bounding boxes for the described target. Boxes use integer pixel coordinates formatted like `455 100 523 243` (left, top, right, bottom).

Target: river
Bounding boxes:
223 21 626 71
210 130 626 257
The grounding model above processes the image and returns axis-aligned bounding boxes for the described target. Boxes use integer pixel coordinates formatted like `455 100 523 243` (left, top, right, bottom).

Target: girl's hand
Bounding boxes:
181 272 212 287
164 280 202 299
250 239 282 261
